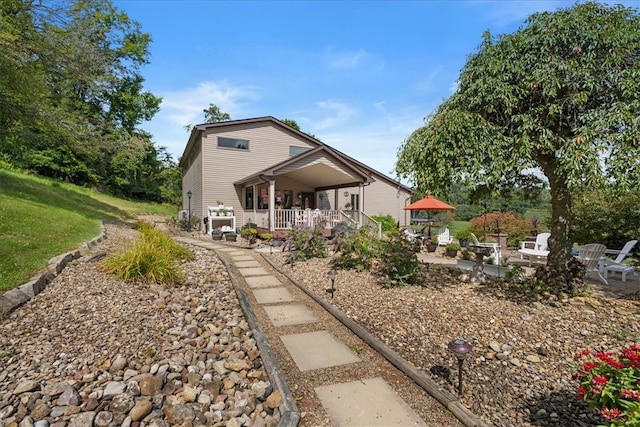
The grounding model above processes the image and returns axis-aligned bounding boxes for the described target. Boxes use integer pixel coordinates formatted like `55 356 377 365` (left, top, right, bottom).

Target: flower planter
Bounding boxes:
426 244 437 253
225 234 237 242
445 249 458 257
211 233 223 241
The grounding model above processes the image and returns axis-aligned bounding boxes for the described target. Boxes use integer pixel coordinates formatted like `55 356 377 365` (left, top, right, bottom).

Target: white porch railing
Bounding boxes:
251 208 381 237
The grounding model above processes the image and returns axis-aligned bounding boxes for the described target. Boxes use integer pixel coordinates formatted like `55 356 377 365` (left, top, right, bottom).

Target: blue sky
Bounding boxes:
114 0 631 179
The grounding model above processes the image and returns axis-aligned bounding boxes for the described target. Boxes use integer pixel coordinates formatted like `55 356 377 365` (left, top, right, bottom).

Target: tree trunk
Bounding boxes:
539 154 573 273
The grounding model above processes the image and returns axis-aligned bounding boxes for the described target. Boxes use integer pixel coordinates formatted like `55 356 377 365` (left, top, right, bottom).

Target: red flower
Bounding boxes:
592 375 609 385
583 361 600 371
601 407 622 420
577 385 587 400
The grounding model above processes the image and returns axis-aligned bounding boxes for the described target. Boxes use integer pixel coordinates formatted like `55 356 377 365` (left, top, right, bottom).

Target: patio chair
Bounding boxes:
437 227 454 246
518 233 550 267
402 227 423 246
576 243 608 285
601 239 637 282
470 233 501 265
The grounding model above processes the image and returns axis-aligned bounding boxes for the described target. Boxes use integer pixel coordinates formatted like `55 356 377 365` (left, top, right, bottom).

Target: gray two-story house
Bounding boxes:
180 116 412 235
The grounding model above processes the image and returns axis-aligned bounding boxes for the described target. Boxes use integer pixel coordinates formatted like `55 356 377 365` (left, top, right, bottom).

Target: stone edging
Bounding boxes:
0 224 107 317
217 255 301 427
261 253 491 427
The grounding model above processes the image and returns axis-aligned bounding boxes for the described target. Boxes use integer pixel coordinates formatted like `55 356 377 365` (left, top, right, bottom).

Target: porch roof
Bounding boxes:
234 145 373 190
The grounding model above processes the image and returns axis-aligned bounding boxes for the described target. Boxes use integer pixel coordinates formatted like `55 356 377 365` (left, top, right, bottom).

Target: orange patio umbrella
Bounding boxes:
403 195 455 239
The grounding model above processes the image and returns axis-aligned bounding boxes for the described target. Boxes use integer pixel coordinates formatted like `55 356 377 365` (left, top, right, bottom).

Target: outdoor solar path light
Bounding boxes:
327 269 337 299
187 190 193 232
448 338 472 396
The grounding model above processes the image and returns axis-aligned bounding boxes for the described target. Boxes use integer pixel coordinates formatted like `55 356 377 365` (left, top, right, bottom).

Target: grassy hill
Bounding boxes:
0 169 175 292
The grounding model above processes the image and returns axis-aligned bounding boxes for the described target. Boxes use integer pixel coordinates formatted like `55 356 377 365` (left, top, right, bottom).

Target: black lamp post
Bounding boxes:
326 269 337 299
187 190 192 232
448 338 472 396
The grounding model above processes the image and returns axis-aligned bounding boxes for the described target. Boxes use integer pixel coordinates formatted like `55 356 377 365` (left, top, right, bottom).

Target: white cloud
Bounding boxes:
160 80 260 127
312 100 357 130
325 47 369 69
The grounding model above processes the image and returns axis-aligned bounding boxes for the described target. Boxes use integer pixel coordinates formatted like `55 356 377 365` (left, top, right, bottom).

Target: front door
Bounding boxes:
301 192 315 209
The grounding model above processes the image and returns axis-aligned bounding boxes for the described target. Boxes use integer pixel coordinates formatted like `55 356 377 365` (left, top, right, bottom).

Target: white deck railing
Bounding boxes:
250 208 381 237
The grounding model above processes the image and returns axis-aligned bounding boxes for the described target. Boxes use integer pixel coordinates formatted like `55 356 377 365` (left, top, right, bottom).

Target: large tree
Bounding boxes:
396 2 640 284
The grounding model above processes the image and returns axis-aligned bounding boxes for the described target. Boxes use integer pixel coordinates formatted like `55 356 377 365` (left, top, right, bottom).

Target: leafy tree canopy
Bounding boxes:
203 104 231 123
396 1 640 281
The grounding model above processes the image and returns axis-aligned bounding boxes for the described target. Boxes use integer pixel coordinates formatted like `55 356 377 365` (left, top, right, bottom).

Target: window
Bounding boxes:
350 194 360 210
218 137 249 150
245 188 254 209
289 145 311 156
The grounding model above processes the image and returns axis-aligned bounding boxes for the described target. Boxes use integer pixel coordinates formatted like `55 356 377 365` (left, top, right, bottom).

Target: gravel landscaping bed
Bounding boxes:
265 251 640 427
0 223 282 427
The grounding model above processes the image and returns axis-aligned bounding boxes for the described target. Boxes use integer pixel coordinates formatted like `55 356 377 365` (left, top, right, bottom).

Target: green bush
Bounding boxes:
371 214 398 233
377 233 421 287
572 189 640 257
283 225 328 262
333 227 381 271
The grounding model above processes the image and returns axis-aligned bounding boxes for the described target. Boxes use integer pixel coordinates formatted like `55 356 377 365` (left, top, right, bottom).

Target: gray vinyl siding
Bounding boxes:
182 145 203 226
333 183 411 226
201 122 316 228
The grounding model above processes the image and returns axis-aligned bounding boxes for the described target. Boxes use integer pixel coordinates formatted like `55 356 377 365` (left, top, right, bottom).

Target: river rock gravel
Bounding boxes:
265 251 640 427
0 223 280 427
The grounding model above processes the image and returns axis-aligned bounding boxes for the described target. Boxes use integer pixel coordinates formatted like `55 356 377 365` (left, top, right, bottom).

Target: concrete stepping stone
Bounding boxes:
280 331 361 371
231 255 254 261
245 276 282 288
237 267 270 277
315 377 427 426
263 304 319 327
252 287 295 304
234 260 261 268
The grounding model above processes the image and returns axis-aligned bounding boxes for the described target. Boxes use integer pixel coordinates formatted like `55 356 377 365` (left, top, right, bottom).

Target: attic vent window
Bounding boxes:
289 145 311 156
218 137 249 150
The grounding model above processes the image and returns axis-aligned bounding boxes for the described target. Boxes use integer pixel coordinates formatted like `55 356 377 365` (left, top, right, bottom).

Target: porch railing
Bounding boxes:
251 208 381 237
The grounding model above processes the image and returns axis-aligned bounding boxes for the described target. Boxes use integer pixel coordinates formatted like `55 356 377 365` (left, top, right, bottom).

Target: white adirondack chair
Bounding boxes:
518 233 550 266
470 233 501 265
601 239 638 282
437 227 454 246
576 243 608 285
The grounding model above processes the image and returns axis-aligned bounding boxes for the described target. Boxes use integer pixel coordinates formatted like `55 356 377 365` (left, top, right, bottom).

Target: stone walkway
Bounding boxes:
173 236 483 427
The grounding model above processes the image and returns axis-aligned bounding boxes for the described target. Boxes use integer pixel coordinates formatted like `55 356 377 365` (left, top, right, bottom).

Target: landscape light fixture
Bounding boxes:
448 338 472 396
187 190 193 232
327 269 337 299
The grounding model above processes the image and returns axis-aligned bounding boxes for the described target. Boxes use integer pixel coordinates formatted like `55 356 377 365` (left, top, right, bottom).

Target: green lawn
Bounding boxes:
0 169 175 292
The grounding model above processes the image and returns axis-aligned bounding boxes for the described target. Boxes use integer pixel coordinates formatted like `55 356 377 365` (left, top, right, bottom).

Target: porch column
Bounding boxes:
268 177 275 232
359 183 364 227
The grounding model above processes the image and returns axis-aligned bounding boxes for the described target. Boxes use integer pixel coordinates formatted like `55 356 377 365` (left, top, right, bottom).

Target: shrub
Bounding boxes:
445 243 461 252
178 214 200 231
260 233 272 241
283 225 328 262
371 214 398 233
377 233 421 287
469 211 530 247
241 228 257 239
333 227 381 271
574 344 640 426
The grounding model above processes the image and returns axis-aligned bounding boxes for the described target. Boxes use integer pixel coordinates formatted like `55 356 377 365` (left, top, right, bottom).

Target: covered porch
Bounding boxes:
234 145 381 235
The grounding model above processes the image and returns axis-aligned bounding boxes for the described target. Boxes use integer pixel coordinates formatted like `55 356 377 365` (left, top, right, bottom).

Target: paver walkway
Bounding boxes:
173 236 483 427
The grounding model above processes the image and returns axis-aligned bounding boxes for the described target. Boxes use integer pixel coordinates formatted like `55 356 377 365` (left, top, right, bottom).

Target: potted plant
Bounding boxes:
225 232 237 242
344 201 352 209
426 237 438 252
216 200 224 208
455 229 472 248
211 229 223 241
445 243 461 257
241 227 257 244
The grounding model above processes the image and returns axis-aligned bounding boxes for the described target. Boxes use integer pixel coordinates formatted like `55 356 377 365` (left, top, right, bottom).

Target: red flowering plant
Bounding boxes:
574 344 640 426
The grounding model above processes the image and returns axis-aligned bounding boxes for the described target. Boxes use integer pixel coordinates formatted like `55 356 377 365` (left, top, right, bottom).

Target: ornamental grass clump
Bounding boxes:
574 344 640 426
101 223 193 286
